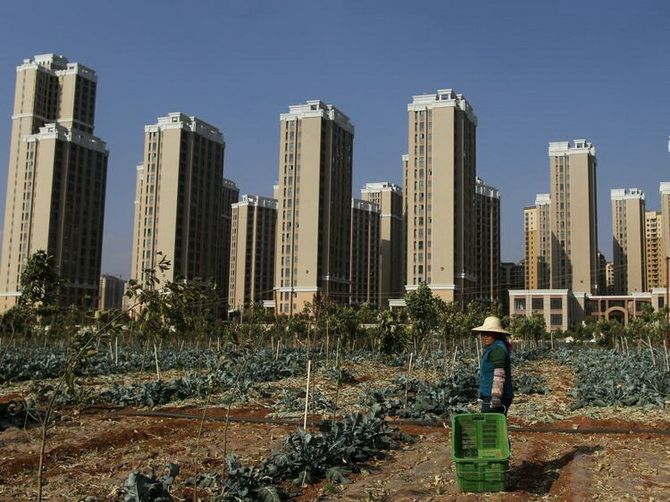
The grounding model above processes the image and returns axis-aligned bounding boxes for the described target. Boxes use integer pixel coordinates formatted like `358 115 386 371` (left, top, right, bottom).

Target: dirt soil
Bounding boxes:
1 406 669 501
1 357 669 500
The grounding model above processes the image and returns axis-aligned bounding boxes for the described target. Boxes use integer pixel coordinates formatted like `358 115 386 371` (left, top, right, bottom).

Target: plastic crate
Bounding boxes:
454 459 508 492
451 413 510 461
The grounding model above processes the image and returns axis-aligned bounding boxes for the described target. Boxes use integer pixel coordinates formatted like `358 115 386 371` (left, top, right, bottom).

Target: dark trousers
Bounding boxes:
481 396 513 416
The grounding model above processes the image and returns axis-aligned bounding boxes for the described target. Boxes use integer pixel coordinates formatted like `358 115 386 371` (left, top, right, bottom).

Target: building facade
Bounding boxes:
228 195 277 311
0 54 108 311
660 182 670 288
130 113 226 290
98 274 126 311
645 211 664 289
524 194 551 289
611 188 646 294
405 89 477 302
221 178 240 308
360 182 403 304
474 177 500 303
549 140 599 294
350 199 380 306
274 101 354 315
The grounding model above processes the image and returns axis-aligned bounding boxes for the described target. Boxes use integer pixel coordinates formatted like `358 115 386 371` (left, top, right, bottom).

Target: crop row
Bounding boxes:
553 347 670 408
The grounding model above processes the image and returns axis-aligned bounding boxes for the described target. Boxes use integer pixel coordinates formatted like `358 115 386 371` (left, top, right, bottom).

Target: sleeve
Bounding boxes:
488 346 506 369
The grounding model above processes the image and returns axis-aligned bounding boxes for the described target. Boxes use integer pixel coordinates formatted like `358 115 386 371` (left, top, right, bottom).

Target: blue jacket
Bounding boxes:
479 339 514 399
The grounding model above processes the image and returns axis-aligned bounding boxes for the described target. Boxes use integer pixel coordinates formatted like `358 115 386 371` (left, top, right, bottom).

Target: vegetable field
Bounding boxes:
1 336 669 501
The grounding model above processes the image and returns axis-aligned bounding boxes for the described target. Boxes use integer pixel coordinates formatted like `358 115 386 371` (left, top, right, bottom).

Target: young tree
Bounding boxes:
510 314 547 343
18 250 62 308
405 282 441 352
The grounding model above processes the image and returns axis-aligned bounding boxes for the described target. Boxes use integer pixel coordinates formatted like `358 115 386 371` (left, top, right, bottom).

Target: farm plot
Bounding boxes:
0 344 669 500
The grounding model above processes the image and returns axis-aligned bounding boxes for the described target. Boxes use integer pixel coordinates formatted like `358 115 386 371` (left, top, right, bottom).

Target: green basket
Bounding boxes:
451 413 510 492
451 413 510 461
454 459 508 492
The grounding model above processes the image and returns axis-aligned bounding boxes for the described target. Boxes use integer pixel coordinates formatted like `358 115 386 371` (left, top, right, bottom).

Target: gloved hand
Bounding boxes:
491 396 501 408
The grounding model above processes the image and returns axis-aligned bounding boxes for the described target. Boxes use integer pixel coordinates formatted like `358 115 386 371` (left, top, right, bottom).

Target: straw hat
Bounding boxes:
471 316 510 336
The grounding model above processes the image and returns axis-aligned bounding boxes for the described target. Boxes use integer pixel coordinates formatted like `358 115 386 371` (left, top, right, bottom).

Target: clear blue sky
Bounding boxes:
1 0 668 277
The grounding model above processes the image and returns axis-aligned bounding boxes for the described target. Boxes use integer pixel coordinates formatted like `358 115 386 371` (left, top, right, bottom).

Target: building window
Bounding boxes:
514 299 526 311
550 297 562 310
550 314 563 327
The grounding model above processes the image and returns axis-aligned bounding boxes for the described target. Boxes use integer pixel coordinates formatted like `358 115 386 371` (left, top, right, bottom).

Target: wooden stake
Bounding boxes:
303 360 312 431
403 352 414 410
647 335 657 367
154 342 161 381
550 331 554 350
663 339 670 372
114 336 119 367
108 340 113 363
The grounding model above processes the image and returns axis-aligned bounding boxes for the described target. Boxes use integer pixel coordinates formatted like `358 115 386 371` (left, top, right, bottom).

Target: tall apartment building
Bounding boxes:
360 182 403 304
221 178 239 307
228 195 277 311
405 89 477 302
660 182 670 288
350 199 380 306
274 101 354 315
0 54 108 311
401 154 409 297
98 274 126 311
611 188 646 294
524 194 551 289
548 140 599 294
645 211 664 288
131 113 226 290
474 177 500 303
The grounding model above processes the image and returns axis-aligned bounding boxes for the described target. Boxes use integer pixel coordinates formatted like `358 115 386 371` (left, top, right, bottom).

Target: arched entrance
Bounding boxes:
605 306 627 326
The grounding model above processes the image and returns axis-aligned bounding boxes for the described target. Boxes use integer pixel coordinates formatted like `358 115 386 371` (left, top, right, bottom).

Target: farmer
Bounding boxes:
472 316 514 415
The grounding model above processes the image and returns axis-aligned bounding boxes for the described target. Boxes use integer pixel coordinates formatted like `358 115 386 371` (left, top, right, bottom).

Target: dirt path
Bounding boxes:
318 427 670 501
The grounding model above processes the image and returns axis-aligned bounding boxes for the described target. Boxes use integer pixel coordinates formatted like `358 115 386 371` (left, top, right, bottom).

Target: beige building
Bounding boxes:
228 195 277 311
474 177 500 302
360 182 403 304
221 178 240 307
350 199 380 306
98 274 126 311
549 140 599 294
274 100 354 315
660 182 670 286
0 54 108 311
509 288 668 331
524 194 551 289
131 113 226 291
645 211 664 288
405 89 477 302
611 188 646 294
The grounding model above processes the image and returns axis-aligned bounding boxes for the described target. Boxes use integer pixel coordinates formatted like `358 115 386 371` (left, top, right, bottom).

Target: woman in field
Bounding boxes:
472 316 514 415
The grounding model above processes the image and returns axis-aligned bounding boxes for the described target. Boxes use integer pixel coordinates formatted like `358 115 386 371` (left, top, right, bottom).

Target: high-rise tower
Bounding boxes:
360 182 403 304
611 188 646 294
228 194 277 310
131 113 225 289
405 89 477 302
524 194 551 289
0 54 108 311
645 210 664 289
474 177 500 303
350 198 380 306
548 140 598 294
274 101 354 315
